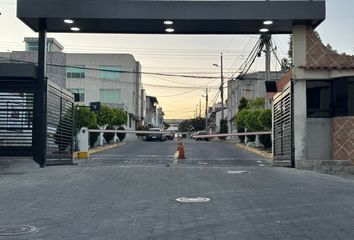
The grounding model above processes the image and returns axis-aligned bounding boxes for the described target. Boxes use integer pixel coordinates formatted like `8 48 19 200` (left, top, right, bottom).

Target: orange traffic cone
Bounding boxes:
177 140 186 159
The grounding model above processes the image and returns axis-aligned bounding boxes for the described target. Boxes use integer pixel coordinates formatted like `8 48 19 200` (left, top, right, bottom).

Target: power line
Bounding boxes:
0 56 220 79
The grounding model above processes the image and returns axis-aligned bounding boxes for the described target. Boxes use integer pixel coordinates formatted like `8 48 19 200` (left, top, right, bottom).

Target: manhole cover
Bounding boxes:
0 225 38 236
227 170 250 174
176 197 210 203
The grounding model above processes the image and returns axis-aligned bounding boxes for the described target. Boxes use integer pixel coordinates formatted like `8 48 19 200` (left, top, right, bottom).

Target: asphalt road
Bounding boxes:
1 140 354 239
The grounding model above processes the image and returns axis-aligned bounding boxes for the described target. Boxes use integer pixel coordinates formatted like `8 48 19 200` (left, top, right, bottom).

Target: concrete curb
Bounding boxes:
73 142 127 159
236 143 273 161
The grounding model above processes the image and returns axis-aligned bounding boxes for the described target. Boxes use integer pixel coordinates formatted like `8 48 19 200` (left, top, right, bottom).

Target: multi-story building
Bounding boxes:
0 38 66 88
1 38 146 134
145 96 159 128
66 53 143 131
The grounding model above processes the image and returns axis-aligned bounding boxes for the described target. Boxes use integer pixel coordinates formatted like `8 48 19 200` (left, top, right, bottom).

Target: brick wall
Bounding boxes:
332 117 354 163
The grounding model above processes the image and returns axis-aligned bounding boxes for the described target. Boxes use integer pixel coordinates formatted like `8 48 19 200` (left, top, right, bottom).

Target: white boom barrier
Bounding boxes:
192 131 271 139
87 129 188 135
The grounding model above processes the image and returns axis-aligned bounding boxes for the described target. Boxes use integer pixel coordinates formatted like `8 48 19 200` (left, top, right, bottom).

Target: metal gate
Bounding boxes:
0 63 74 166
273 82 294 167
46 82 74 165
0 92 34 157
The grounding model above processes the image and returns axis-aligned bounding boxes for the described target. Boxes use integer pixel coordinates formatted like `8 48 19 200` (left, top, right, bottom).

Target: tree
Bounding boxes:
238 97 248 112
236 110 250 142
245 110 263 142
258 109 272 130
163 122 170 130
74 107 97 132
112 108 127 126
103 125 115 143
96 105 115 127
179 117 206 132
247 97 265 110
117 126 126 141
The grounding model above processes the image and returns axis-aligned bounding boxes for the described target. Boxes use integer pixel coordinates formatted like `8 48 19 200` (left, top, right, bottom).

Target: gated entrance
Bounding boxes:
12 0 325 167
272 82 294 167
0 63 74 166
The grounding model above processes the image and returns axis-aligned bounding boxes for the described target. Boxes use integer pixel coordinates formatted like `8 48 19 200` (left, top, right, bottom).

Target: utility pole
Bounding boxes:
205 87 208 130
220 53 224 120
265 35 271 83
199 99 201 117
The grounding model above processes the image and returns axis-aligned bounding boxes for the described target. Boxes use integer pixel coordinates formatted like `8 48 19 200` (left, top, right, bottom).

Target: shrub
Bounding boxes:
89 125 100 148
117 126 126 141
236 110 250 142
75 107 97 133
258 109 272 130
112 108 127 126
97 105 115 127
103 125 115 144
245 110 262 142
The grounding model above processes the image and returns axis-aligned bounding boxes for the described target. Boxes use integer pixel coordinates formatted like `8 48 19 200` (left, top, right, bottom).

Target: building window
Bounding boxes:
66 65 85 79
307 80 331 118
333 77 354 117
68 89 85 102
99 89 121 103
307 78 354 118
25 42 53 52
99 65 121 80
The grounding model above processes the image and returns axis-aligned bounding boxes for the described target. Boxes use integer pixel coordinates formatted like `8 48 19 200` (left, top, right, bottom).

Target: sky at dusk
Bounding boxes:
0 0 353 119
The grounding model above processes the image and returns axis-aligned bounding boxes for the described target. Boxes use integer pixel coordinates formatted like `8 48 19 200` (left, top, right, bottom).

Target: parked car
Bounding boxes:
195 130 209 141
146 128 165 141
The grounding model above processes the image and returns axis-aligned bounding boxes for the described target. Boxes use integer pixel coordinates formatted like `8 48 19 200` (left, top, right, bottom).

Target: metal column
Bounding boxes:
33 19 48 167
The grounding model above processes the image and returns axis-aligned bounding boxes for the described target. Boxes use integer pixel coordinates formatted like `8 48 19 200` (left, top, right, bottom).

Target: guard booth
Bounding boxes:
0 63 74 167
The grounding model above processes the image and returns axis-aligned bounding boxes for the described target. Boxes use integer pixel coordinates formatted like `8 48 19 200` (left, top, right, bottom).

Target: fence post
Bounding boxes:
78 127 89 159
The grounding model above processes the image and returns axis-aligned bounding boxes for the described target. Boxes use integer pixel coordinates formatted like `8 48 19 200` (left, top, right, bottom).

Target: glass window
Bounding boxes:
333 77 354 117
68 88 85 102
99 65 121 80
25 42 53 52
67 66 85 79
99 89 121 103
307 81 331 118
348 78 354 116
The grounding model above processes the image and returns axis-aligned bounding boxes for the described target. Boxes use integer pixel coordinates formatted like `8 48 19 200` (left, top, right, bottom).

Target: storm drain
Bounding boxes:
227 170 250 174
0 225 38 236
176 197 210 203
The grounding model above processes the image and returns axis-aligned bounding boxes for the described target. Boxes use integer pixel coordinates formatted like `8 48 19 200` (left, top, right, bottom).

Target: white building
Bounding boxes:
66 53 144 132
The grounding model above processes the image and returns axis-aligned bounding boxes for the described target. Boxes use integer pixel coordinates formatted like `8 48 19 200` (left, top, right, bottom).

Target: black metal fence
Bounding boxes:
273 83 294 167
46 82 74 165
0 92 34 156
0 63 74 166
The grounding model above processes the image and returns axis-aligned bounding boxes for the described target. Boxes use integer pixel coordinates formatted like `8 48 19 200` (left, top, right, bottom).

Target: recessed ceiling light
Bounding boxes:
165 28 174 33
164 20 173 25
259 28 269 33
70 27 80 32
64 19 74 24
263 20 273 25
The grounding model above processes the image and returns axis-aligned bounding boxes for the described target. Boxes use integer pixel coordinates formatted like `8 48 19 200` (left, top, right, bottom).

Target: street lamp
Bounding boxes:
212 53 224 120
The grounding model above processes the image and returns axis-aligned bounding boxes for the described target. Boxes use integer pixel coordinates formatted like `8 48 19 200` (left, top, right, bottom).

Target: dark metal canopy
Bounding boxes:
17 0 325 34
